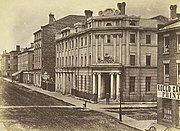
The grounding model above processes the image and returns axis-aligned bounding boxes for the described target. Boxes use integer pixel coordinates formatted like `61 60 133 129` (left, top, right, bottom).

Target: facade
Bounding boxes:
33 13 85 91
157 5 180 129
55 2 165 102
18 43 34 83
9 45 21 78
1 51 10 77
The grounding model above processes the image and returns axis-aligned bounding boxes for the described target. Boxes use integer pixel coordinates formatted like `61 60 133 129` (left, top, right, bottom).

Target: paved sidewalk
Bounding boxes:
3 77 178 131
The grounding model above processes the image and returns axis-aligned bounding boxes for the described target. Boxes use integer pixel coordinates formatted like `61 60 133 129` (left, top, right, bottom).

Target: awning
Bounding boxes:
12 70 23 76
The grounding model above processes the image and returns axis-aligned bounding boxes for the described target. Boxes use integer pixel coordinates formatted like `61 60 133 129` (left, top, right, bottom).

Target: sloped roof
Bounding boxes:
150 15 169 23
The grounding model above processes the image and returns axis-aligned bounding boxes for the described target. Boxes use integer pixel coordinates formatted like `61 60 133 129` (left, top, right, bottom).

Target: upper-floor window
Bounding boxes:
164 36 169 53
84 56 87 66
89 35 91 45
130 55 135 65
107 35 111 43
81 38 83 46
146 55 151 66
164 63 169 83
72 40 74 49
130 34 136 43
129 21 136 26
146 35 151 44
106 23 112 26
81 56 83 66
85 37 87 46
177 63 180 84
177 35 180 51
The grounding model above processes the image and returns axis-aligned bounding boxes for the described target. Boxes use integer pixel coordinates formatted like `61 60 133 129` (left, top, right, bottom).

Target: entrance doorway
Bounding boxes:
104 73 110 99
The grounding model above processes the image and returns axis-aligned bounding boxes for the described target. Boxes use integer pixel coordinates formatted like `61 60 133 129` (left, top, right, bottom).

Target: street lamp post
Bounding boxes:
119 87 122 121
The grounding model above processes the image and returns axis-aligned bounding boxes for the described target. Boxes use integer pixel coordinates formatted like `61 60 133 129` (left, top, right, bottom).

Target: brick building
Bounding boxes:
157 5 180 129
1 51 10 77
33 13 85 91
55 2 166 102
17 43 34 83
9 45 21 78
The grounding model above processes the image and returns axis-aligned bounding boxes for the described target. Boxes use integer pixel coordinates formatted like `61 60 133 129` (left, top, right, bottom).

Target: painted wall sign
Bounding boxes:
157 84 180 100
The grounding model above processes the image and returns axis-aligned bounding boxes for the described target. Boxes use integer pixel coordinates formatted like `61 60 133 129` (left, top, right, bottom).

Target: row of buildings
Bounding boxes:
1 2 180 128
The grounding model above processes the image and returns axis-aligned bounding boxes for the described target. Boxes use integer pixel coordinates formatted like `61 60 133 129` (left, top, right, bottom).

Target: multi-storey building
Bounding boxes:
33 13 85 91
1 51 10 77
55 2 166 102
18 43 34 83
9 45 21 77
157 5 180 129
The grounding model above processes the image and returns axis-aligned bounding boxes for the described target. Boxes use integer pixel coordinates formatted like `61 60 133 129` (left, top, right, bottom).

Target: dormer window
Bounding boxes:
129 21 137 26
75 28 78 32
106 23 112 26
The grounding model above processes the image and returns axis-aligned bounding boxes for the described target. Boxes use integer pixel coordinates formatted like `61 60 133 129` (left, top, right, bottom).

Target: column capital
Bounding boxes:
97 72 101 75
109 72 114 75
113 34 117 38
95 34 99 39
100 34 105 38
118 34 123 38
115 72 121 75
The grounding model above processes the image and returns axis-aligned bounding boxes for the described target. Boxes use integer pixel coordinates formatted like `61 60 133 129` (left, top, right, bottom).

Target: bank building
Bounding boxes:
55 2 165 102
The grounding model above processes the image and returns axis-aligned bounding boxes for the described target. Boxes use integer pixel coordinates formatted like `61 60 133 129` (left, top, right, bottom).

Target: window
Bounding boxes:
146 35 151 44
81 38 83 46
84 56 87 66
81 56 83 66
107 35 111 43
106 23 112 26
89 55 91 65
72 56 74 66
69 56 71 66
85 37 87 46
130 34 136 43
146 55 151 66
145 77 151 92
84 76 87 91
164 36 169 53
129 21 136 26
164 64 169 83
129 77 135 92
163 99 172 121
89 35 91 44
72 40 74 48
177 35 180 51
75 57 77 66
177 63 180 84
130 55 135 65
81 76 83 91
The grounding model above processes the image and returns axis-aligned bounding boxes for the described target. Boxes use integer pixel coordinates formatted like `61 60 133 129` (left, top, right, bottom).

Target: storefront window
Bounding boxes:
163 99 172 122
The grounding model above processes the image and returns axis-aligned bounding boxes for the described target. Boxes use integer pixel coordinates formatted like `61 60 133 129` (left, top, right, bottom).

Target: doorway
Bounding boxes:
104 73 110 99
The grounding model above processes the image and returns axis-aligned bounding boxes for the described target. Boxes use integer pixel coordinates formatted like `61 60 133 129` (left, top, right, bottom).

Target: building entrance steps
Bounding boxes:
3 77 176 131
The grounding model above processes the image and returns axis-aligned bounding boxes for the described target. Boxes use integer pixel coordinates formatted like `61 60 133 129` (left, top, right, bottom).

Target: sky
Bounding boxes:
0 0 179 54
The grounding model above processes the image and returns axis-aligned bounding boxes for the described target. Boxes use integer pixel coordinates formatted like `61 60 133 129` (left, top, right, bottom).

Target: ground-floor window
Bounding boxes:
145 77 151 92
163 99 172 122
129 77 135 92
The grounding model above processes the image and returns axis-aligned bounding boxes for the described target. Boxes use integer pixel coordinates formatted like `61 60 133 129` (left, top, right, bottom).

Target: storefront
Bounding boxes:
157 84 180 128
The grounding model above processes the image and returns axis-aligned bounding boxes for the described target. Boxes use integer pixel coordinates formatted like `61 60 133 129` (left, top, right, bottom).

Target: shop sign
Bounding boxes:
157 84 180 100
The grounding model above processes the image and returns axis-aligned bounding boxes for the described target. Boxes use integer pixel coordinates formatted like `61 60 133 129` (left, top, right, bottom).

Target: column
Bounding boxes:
137 31 140 66
92 73 96 94
55 73 57 90
119 34 122 64
116 73 120 99
126 31 130 65
101 35 104 60
113 34 117 62
110 73 114 99
98 73 101 99
95 35 99 63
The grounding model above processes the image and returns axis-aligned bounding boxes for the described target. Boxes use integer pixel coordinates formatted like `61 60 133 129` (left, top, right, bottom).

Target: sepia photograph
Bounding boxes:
0 0 180 130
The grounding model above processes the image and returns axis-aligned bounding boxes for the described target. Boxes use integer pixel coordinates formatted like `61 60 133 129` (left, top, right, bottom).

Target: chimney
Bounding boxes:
117 2 126 15
16 45 20 52
49 13 55 24
84 10 93 19
170 5 177 19
31 43 34 48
